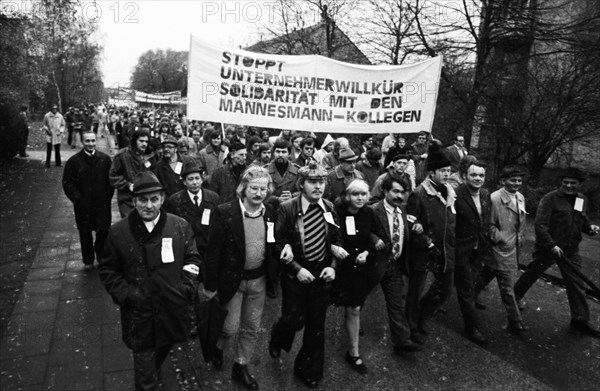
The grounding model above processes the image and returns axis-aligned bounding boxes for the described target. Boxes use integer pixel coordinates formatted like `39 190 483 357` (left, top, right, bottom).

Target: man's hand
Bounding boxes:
355 251 368 265
412 223 424 234
331 245 349 260
296 268 315 283
374 239 386 251
551 246 564 258
280 244 294 262
319 267 335 282
590 225 600 236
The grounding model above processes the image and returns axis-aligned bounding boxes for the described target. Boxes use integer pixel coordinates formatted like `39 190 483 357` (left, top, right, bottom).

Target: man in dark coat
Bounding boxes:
62 131 113 271
98 171 201 391
324 147 363 202
405 140 456 345
109 130 156 218
203 166 277 390
269 162 346 389
370 175 421 354
164 161 220 259
514 167 600 338
154 135 193 197
209 141 247 203
452 159 490 344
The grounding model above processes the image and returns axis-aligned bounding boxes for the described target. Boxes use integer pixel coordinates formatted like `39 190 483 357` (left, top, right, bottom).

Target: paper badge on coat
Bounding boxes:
267 222 275 243
161 238 175 263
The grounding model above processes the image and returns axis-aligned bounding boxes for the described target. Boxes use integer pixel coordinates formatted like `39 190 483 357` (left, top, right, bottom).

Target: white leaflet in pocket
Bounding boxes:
267 222 275 243
174 161 182 175
161 238 175 263
574 197 584 212
345 216 356 235
201 209 211 225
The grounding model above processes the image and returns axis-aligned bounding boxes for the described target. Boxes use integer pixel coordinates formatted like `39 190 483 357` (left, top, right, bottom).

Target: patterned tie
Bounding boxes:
392 208 401 259
194 195 199 207
303 203 326 262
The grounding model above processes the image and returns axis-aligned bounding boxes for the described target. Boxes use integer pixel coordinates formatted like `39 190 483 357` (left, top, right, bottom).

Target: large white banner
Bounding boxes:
188 36 442 134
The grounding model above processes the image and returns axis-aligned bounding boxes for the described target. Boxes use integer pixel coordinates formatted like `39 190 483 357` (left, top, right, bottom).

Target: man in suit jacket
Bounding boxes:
163 161 220 260
453 160 490 345
62 131 114 271
203 166 277 390
370 175 421 354
445 135 468 173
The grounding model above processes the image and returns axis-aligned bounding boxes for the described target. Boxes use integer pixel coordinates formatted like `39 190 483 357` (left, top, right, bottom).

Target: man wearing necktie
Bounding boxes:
269 162 346 389
370 175 421 354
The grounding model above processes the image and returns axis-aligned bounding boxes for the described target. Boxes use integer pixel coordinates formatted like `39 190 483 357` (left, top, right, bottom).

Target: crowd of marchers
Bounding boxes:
48 102 600 391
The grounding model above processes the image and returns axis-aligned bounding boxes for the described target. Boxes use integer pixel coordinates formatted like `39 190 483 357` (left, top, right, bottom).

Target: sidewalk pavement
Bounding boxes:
0 137 590 390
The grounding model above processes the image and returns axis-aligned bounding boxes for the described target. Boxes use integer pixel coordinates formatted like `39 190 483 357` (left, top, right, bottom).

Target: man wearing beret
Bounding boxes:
269 162 347 389
514 167 600 338
99 172 201 390
405 140 457 345
371 153 413 201
154 134 193 197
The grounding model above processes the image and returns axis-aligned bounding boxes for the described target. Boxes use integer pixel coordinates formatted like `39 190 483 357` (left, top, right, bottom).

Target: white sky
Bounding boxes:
94 0 291 88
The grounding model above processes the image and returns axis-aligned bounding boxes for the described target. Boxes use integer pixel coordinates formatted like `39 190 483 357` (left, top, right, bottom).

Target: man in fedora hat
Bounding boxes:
269 161 346 389
405 140 457 346
155 134 193 197
99 171 201 390
514 167 600 338
324 147 363 202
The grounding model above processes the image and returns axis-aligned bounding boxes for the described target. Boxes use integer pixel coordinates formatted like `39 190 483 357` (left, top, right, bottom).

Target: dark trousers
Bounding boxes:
19 126 29 156
475 266 522 322
406 257 453 333
514 250 589 322
270 275 329 382
379 262 412 347
67 126 73 146
45 143 61 166
79 229 108 265
454 247 481 331
133 344 173 391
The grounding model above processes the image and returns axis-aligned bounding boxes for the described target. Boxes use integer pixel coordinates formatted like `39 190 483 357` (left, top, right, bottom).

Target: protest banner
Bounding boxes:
188 36 442 134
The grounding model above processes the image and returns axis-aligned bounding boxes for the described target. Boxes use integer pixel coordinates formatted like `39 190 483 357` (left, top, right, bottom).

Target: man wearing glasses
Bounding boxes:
203 166 278 390
445 135 468 173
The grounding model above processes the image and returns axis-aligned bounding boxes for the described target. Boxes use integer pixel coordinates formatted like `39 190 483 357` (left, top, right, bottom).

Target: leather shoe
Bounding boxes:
345 351 367 374
508 321 529 334
295 371 319 389
466 327 487 345
211 348 223 370
570 319 600 339
232 363 259 390
410 330 426 345
268 338 281 359
393 343 422 354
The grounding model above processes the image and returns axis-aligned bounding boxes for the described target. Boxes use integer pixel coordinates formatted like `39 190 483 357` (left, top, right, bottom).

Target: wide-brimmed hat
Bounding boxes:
180 161 204 178
298 161 327 179
426 140 451 171
337 147 358 162
133 171 164 195
560 167 587 182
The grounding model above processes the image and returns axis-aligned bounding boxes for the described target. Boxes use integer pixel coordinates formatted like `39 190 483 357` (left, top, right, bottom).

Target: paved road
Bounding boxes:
0 137 598 390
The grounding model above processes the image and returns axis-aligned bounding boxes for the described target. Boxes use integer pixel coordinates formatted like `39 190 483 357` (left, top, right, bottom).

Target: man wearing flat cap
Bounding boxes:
405 140 457 346
154 134 194 197
324 147 363 202
269 162 347 389
210 141 248 203
371 153 413 202
514 167 600 338
99 171 201 390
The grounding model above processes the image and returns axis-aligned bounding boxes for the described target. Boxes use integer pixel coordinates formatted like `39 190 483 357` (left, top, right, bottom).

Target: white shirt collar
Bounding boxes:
84 149 95 156
301 195 327 214
143 212 161 232
188 190 201 204
383 198 400 214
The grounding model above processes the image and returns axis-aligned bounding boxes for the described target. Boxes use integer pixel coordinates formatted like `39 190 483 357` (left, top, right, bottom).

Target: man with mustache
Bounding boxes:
269 162 347 389
203 166 277 390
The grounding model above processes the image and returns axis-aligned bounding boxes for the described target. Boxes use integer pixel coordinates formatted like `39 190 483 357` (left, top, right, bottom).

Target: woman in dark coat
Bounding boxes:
333 179 383 374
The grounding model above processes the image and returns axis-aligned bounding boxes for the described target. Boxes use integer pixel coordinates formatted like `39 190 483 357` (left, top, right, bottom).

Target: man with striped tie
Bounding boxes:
269 162 347 389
